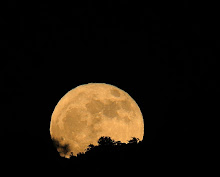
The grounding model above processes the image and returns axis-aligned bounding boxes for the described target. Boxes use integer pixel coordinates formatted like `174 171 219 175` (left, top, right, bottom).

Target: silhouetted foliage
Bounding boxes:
128 137 139 144
52 138 71 156
98 136 116 146
86 144 95 151
74 136 143 164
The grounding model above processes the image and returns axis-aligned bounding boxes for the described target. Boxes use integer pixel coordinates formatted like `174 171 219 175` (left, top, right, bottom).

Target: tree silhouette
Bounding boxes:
97 136 116 146
128 137 140 144
75 136 142 162
86 144 95 151
52 137 71 157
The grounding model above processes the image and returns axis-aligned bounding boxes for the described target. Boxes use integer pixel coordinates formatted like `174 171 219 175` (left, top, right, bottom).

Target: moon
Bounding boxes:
50 83 144 158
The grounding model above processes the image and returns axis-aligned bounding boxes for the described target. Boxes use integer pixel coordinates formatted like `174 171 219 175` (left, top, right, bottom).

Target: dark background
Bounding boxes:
0 0 218 175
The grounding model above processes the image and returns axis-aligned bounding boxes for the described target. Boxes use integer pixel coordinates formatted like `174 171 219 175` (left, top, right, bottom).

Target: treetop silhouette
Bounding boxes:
75 136 142 159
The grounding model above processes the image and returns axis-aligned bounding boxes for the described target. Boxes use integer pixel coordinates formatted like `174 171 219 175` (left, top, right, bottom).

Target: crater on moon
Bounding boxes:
120 100 132 111
110 89 120 97
85 99 104 114
102 100 120 118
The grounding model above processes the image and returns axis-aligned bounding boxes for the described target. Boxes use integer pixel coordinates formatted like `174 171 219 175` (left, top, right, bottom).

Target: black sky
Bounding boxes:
0 0 218 175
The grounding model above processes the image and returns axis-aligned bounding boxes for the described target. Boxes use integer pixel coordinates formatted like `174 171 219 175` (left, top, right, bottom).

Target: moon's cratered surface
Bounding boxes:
50 83 144 158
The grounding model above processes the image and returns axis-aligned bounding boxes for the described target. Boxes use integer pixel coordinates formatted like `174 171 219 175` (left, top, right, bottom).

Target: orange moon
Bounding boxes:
50 83 144 158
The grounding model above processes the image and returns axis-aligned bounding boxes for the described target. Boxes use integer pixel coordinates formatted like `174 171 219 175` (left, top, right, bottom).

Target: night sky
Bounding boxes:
1 1 217 175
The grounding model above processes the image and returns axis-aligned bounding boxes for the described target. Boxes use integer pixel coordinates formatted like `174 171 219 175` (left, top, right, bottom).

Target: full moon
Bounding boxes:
50 83 144 158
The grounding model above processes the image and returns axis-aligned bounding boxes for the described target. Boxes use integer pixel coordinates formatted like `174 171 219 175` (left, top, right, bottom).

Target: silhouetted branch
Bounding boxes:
128 137 139 144
98 136 116 146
